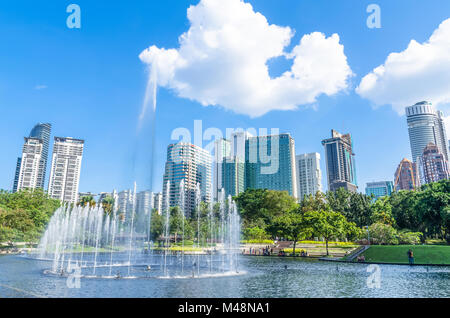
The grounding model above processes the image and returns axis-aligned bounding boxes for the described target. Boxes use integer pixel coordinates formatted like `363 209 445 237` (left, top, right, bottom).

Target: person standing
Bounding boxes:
407 249 414 265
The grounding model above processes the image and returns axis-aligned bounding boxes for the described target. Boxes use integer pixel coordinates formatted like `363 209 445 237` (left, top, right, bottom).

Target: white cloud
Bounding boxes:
34 85 48 90
139 0 352 117
356 18 450 114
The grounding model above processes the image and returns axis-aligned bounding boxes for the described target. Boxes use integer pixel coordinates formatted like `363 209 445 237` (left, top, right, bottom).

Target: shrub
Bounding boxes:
368 223 399 245
398 231 423 245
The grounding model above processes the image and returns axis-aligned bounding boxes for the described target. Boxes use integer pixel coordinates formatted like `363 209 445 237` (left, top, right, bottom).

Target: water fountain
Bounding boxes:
35 183 242 280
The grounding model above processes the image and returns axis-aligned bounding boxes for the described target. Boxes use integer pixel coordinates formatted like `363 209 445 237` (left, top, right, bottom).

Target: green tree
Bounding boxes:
371 196 396 226
303 209 352 256
78 195 96 208
270 211 311 256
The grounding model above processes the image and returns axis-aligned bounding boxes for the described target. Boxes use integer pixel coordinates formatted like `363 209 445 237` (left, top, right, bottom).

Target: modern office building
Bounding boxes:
221 156 245 198
420 143 450 184
13 123 52 192
136 190 154 215
245 133 297 198
365 181 394 199
321 130 358 192
47 137 84 204
213 138 231 200
153 192 163 214
406 102 449 165
394 158 420 191
117 189 134 216
295 153 322 201
29 123 52 188
13 137 43 192
162 142 212 216
213 131 252 200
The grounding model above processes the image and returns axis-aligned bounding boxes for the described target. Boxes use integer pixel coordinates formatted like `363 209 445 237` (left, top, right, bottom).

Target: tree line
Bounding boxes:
235 179 450 254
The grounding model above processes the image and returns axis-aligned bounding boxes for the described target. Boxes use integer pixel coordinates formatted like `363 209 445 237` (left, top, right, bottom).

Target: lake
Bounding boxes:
0 255 449 298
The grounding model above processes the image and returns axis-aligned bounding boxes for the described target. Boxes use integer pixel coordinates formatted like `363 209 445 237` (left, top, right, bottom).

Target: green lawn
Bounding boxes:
361 245 450 265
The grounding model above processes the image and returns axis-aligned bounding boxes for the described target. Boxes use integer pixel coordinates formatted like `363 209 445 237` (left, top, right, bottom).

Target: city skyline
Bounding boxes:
1 0 450 196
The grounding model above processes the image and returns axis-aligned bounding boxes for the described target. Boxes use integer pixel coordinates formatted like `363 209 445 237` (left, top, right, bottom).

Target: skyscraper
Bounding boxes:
321 130 358 192
136 190 154 215
365 181 394 199
14 137 43 192
245 133 298 198
153 192 163 215
406 102 449 165
13 123 52 192
214 131 252 199
295 153 322 201
222 156 245 198
29 123 52 188
394 158 420 191
420 143 450 184
213 138 231 200
48 137 84 204
162 142 212 216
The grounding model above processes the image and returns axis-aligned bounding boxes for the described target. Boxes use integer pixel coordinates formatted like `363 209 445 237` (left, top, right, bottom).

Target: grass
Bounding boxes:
361 245 450 265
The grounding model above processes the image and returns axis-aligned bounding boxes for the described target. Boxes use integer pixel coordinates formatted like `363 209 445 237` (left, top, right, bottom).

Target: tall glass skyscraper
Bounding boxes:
13 123 51 192
245 133 297 198
406 102 449 164
321 130 358 192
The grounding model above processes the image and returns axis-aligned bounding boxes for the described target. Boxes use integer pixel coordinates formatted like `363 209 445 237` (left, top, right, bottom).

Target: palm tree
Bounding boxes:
78 195 96 208
101 196 115 214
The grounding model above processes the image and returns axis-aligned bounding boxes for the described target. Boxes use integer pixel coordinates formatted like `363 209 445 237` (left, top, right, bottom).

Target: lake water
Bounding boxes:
0 254 449 298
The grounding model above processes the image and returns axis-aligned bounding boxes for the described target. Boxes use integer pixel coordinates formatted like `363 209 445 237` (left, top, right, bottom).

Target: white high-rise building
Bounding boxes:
136 190 154 215
406 102 449 164
48 137 84 204
153 192 163 214
295 153 322 201
163 142 212 216
15 137 43 192
117 189 133 215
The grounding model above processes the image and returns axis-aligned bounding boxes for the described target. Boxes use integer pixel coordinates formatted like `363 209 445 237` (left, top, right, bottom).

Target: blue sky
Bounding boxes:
1 0 449 194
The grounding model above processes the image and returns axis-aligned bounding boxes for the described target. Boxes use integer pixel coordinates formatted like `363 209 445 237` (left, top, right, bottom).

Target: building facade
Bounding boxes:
365 181 394 199
295 153 322 201
221 156 245 198
14 137 43 192
48 137 84 204
162 143 212 216
136 190 154 215
420 143 450 184
321 130 358 192
13 123 52 192
153 192 163 215
406 102 449 165
213 138 231 201
29 123 52 188
394 158 420 191
245 133 298 198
